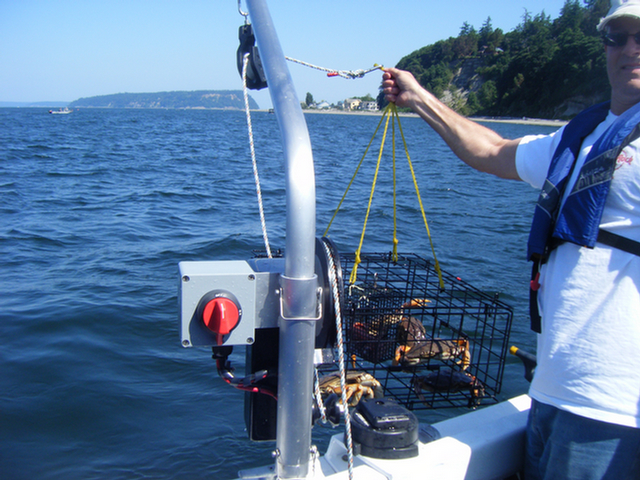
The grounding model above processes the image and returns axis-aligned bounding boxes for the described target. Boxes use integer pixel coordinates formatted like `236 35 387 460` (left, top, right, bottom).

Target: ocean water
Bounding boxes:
0 107 558 479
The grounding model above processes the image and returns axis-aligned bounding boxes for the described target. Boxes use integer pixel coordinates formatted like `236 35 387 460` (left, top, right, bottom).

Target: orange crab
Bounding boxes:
396 313 427 346
350 298 431 362
318 371 383 407
393 337 471 370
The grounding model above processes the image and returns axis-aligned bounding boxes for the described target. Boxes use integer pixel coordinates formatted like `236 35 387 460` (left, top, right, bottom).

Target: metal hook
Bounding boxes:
237 0 249 24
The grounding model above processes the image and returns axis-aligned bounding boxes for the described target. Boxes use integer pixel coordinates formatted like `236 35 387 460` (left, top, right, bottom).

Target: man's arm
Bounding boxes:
382 68 522 181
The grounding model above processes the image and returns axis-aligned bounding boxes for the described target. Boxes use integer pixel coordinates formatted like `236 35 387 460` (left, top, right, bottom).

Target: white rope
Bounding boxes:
314 367 327 424
285 56 382 79
241 53 272 258
323 241 354 480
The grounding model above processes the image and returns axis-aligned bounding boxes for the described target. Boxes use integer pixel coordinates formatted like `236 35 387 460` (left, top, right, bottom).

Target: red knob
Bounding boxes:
202 297 240 345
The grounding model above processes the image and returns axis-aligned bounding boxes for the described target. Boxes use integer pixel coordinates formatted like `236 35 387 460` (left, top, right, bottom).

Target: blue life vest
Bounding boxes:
526 101 640 333
527 101 640 261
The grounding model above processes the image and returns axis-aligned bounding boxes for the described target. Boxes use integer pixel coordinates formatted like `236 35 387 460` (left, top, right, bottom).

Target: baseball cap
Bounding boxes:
598 0 640 31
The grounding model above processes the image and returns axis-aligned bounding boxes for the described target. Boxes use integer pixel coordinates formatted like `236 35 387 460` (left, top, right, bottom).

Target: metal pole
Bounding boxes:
246 1 318 478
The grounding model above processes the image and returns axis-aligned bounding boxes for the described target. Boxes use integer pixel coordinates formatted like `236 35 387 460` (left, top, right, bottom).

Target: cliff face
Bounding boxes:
68 90 258 109
451 58 484 92
439 58 484 110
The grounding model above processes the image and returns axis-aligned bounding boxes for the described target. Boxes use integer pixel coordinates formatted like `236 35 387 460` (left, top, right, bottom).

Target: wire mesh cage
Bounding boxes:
340 252 513 411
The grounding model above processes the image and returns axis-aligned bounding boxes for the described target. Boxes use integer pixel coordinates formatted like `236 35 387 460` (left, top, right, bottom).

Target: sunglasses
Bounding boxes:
602 31 640 47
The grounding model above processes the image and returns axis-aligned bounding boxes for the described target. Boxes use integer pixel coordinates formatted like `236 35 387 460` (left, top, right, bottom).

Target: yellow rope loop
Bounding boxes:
349 108 392 284
392 107 398 262
323 107 391 237
327 102 444 289
391 105 445 289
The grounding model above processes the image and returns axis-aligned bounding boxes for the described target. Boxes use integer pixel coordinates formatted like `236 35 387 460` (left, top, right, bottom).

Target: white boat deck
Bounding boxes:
239 394 531 480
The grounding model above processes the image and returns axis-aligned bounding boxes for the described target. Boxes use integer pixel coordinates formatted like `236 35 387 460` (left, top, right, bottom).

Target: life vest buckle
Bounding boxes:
530 271 541 292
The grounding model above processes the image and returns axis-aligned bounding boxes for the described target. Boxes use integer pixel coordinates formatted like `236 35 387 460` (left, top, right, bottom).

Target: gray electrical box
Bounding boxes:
178 258 283 347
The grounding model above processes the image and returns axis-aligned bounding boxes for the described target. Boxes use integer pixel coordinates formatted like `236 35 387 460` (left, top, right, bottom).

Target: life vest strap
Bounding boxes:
529 260 542 333
597 229 640 256
529 230 640 334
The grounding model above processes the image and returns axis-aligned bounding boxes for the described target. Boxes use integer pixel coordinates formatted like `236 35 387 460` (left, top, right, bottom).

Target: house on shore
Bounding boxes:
344 98 361 111
344 98 379 111
360 101 379 111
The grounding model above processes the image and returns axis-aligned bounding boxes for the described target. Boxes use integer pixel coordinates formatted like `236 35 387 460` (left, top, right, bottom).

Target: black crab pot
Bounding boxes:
342 252 514 411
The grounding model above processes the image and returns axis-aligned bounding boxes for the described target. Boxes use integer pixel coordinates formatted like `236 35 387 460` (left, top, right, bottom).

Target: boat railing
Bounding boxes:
247 1 319 478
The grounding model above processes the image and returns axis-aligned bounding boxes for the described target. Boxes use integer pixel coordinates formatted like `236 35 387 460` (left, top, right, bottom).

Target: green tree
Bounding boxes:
466 91 481 114
383 0 609 118
478 80 498 109
305 92 315 107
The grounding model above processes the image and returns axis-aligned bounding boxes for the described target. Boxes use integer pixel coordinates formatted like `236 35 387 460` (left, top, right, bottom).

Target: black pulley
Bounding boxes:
315 237 344 350
237 24 267 90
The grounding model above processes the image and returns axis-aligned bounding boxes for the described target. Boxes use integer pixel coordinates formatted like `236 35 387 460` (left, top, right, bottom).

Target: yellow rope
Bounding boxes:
326 102 444 288
392 112 398 262
349 108 392 284
391 104 444 289
323 108 390 237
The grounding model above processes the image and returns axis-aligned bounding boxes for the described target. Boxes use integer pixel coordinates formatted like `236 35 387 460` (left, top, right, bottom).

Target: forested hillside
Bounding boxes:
69 90 257 110
379 0 611 119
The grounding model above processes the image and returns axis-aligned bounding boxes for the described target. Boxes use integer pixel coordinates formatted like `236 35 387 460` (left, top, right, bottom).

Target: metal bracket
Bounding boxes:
278 284 322 321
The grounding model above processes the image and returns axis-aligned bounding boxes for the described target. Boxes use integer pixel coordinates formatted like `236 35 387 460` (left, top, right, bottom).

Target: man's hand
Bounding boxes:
382 67 426 109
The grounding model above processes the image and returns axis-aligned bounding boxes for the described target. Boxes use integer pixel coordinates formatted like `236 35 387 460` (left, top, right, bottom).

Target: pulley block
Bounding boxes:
237 24 267 90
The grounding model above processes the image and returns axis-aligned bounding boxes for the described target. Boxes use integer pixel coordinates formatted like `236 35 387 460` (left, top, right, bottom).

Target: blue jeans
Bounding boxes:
525 399 640 480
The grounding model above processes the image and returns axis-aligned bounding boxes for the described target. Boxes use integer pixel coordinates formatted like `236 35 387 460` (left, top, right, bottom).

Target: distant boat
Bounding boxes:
49 107 72 115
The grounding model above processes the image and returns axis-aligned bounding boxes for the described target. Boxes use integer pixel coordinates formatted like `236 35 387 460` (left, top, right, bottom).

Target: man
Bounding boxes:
382 1 640 479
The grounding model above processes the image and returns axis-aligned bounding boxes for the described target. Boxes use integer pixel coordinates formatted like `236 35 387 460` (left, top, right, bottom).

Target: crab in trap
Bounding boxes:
349 297 431 363
393 336 471 370
413 367 485 408
396 311 428 345
318 370 384 407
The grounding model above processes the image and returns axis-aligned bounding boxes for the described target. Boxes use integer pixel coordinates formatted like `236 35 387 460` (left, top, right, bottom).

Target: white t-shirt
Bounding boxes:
516 112 640 428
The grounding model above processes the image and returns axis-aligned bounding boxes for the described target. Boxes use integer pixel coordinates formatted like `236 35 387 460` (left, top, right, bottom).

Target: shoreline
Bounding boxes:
259 108 567 127
472 116 567 127
29 104 566 127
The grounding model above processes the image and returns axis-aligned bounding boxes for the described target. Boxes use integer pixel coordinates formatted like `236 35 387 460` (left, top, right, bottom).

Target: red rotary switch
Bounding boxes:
201 296 240 345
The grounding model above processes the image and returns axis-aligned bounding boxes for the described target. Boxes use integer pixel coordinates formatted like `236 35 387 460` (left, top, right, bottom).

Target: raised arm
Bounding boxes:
382 68 522 181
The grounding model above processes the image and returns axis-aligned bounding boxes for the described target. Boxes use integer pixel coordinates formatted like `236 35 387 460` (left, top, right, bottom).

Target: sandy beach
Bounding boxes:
276 108 568 127
472 116 567 127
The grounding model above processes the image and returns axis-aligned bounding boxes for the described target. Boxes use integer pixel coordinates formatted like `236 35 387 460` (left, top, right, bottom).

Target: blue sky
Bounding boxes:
1 0 572 108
